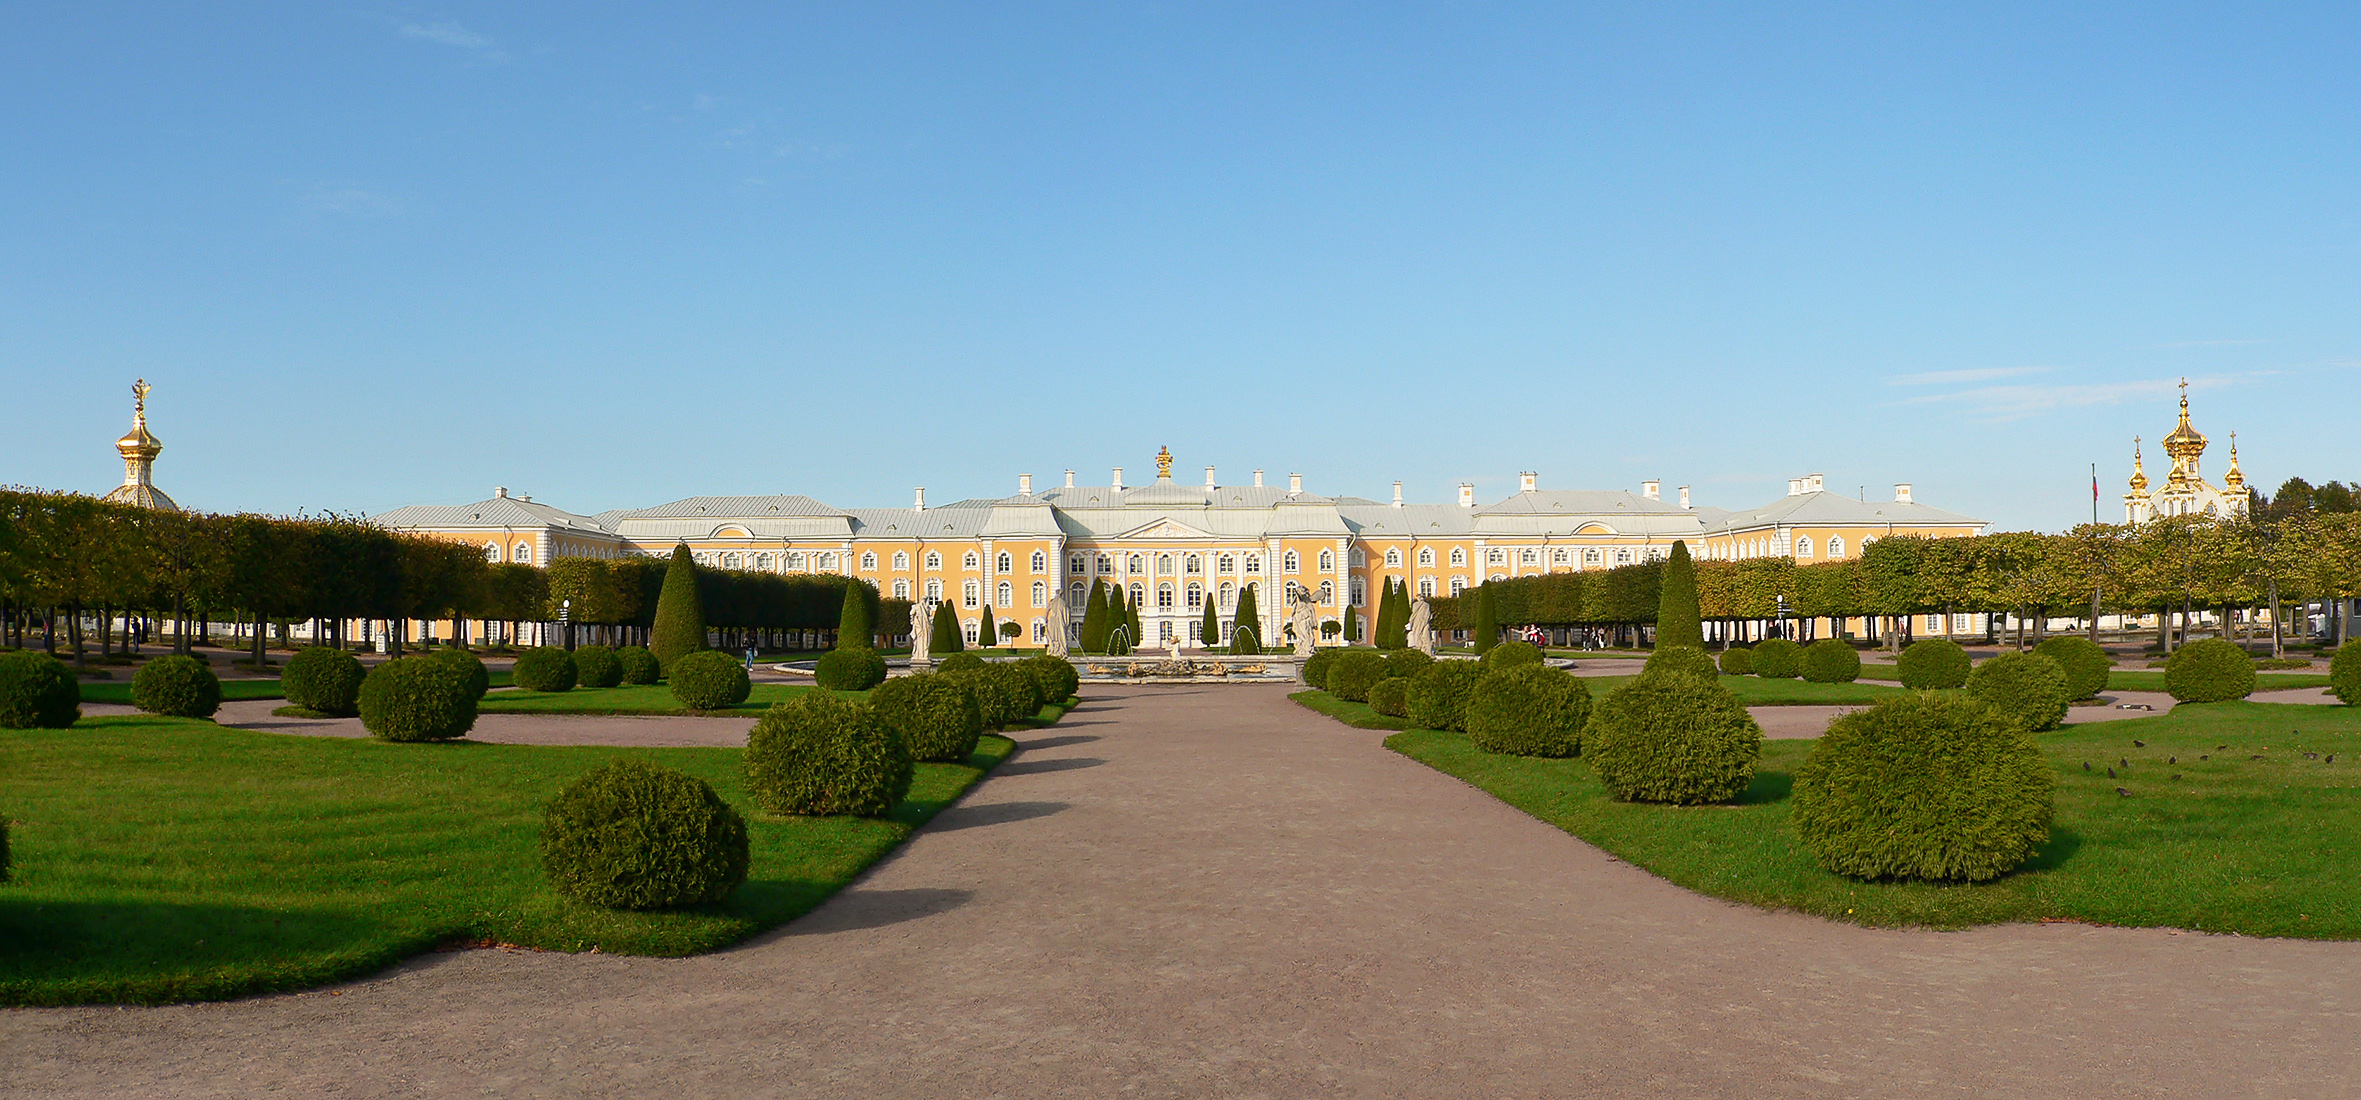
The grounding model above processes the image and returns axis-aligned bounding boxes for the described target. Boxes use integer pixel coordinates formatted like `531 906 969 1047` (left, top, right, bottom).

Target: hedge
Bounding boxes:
1406 660 1485 733
1799 639 1862 684
1583 670 1762 804
0 651 79 729
1896 638 1970 690
935 652 985 674
1022 654 1079 704
814 647 888 691
283 646 365 716
743 692 912 817
1367 676 1411 718
1791 694 2054 882
357 656 477 742
1465 665 1591 758
1751 637 1800 679
2031 636 2111 700
2333 641 2361 705
572 644 624 689
1326 650 1390 703
867 673 984 763
1717 646 1753 675
2163 638 2256 703
513 647 578 693
540 758 749 909
669 650 752 710
1383 649 1435 681
1963 651 2070 732
1644 645 1717 679
616 645 661 685
131 655 222 719
1481 639 1542 671
1300 648 1340 689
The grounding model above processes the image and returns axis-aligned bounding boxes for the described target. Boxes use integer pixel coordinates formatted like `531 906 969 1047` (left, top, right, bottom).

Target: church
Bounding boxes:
2123 382 2247 522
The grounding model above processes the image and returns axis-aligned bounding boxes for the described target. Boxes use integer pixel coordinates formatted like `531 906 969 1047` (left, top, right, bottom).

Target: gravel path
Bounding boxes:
14 684 2361 1098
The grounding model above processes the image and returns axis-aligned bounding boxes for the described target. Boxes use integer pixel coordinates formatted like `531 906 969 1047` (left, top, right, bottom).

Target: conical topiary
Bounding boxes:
930 602 964 655
650 543 707 672
1126 585 1142 644
1200 585 1220 649
1379 578 1408 649
1657 540 1703 651
1232 583 1262 655
977 605 997 648
836 580 874 650
1471 581 1499 656
1080 580 1109 653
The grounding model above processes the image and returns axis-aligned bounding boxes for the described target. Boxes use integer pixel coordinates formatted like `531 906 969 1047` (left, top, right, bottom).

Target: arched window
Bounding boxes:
1449 577 1465 595
996 552 1012 573
925 551 941 570
515 543 533 564
1097 554 1113 573
962 551 980 570
1415 547 1433 567
819 552 837 571
1157 583 1175 611
962 580 979 609
1385 548 1403 567
1244 554 1261 573
1069 553 1086 573
1220 582 1236 609
997 581 1013 607
1186 582 1204 609
1350 548 1366 567
1128 582 1145 609
860 552 877 570
1031 618 1046 642
925 579 942 602
893 551 910 570
1031 551 1046 573
1157 554 1174 574
1318 549 1334 571
1520 549 1538 565
784 552 803 571
1185 554 1203 574
1418 576 1435 597
1031 581 1046 607
964 620 978 644
1828 536 1846 558
1450 547 1467 566
1795 537 1814 559
1490 572 1506 582
1285 581 1303 602
1128 554 1145 574
893 580 909 599
1317 580 1333 604
1283 550 1299 573
483 543 501 562
758 553 776 571
1350 579 1365 606
723 553 742 570
1069 581 1086 605
1218 553 1237 573
1487 548 1505 565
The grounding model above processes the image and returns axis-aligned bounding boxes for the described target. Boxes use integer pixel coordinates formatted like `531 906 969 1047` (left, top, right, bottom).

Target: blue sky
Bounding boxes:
6 3 2357 531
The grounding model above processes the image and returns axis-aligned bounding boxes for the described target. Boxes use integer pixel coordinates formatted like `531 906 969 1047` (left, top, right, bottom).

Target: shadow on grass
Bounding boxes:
0 898 411 1007
1738 769 1794 805
2014 824 2085 873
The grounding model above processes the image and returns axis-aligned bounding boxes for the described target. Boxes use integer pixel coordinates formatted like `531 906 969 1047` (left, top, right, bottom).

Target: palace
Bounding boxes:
2123 381 2246 523
372 447 1984 647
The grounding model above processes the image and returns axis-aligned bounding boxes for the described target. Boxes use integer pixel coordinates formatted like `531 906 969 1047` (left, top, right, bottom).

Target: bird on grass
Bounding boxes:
2328 754 2337 764
2107 767 2117 779
2251 754 2266 760
2116 787 2132 797
2120 757 2129 767
2134 740 2146 748
2306 752 2320 760
2083 761 2091 772
2169 755 2177 764
2171 774 2181 781
2199 754 2210 761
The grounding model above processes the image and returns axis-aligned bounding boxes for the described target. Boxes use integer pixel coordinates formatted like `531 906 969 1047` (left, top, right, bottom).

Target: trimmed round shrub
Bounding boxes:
616 645 661 685
744 692 912 817
540 758 749 909
935 652 985 674
0 651 79 729
1896 638 1970 690
2164 637 2256 704
867 673 985 763
432 647 490 700
357 655 477 742
1300 648 1340 689
572 645 624 689
1751 637 1800 679
513 647 578 693
1583 671 1762 804
1963 651 2070 732
1465 665 1592 758
944 664 1041 730
1799 639 1862 684
986 662 1045 725
2031 636 2111 700
1366 676 1411 718
132 655 222 719
1481 640 1543 671
1645 645 1718 679
284 646 364 716
1717 646 1753 675
1792 694 2054 882
814 647 888 691
1383 649 1434 681
669 650 752 710
1022 654 1079 705
1326 650 1390 703
2331 641 2361 705
1406 660 1485 732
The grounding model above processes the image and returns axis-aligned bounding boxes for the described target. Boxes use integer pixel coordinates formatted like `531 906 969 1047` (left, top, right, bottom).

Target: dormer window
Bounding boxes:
1282 550 1299 573
924 551 942 570
962 551 980 570
1318 549 1333 571
1450 547 1467 567
1385 548 1402 567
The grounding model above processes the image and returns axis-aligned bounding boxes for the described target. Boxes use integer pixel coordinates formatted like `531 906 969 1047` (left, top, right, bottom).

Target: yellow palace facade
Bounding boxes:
373 448 1985 648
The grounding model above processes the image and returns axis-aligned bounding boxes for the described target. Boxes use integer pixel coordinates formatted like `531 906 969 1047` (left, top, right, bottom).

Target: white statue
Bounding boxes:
1408 596 1434 656
1045 589 1070 658
909 601 932 664
1291 591 1319 658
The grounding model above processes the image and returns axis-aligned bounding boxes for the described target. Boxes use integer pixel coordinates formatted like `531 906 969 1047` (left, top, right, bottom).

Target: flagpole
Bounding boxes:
2092 463 2099 526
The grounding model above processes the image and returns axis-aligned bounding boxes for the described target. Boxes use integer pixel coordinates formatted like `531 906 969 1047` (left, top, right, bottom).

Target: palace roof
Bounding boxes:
373 493 616 533
1710 490 1980 531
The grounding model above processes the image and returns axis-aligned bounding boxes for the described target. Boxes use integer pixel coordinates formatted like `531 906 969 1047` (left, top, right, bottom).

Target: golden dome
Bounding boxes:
2127 436 2149 495
102 379 177 511
2161 379 2207 460
2222 432 2245 492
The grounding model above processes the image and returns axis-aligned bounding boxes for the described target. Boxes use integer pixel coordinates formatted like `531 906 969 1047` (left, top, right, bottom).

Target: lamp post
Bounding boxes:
560 599 572 652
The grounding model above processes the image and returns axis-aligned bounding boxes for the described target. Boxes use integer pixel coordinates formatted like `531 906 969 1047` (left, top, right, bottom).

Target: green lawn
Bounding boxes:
0 715 1030 1006
1579 674 1909 705
478 682 831 716
2106 670 2332 693
1334 693 2361 937
81 678 292 706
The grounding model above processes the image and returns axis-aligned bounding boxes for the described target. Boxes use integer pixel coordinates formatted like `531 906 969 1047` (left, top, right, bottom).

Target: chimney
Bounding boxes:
1253 469 1265 487
1019 473 1033 496
1205 466 1217 489
913 487 926 511
1642 480 1660 500
1787 478 1804 496
1112 467 1124 491
1064 469 1076 488
1806 473 1825 493
1391 481 1404 508
1894 483 1913 504
1289 473 1302 494
494 486 507 498
1678 485 1691 509
1520 471 1537 493
1458 483 1474 508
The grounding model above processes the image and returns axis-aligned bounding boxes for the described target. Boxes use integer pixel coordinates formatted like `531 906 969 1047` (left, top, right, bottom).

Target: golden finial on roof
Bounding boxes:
2127 435 2149 495
104 377 177 511
1155 445 1172 480
116 377 162 458
2223 431 2245 492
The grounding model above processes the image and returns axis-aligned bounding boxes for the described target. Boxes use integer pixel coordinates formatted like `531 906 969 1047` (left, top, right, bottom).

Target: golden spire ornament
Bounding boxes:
1155 445 1173 480
103 377 178 511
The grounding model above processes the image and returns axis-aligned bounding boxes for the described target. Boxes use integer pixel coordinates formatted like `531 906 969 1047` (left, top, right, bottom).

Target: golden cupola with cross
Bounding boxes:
2126 380 2242 523
101 379 178 511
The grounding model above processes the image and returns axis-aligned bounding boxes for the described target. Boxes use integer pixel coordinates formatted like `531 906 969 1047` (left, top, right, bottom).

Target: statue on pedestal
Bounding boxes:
1291 590 1319 659
1045 590 1070 658
1408 596 1435 656
909 601 932 665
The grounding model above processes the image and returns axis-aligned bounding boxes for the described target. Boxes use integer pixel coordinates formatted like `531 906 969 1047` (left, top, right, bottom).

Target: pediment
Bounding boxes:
1117 517 1218 540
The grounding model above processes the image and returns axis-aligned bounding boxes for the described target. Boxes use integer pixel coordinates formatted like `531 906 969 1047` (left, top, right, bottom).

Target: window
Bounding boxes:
1186 582 1204 609
1244 555 1261 573
1795 537 1814 559
1030 551 1046 573
1317 580 1333 604
1158 554 1174 574
963 551 980 570
1615 549 1632 564
1032 618 1046 642
1097 554 1113 573
785 552 804 570
483 543 500 562
922 551 941 570
893 551 910 570
962 580 979 609
997 552 1013 573
1189 620 1203 642
515 543 533 564
1927 614 1944 632
723 553 742 569
1417 547 1435 566
1385 548 1402 567
893 580 909 599
1185 554 1203 574
996 581 1012 607
1828 536 1846 558
1487 548 1505 565
819 553 838 571
1318 549 1333 571
1219 553 1237 573
1449 577 1465 595
759 553 777 571
964 621 978 644
1032 581 1046 607
1520 549 1538 565
1418 577 1435 597
925 580 942 602
1220 582 1236 609
1490 572 1506 582
1129 582 1145 610
1351 580 1365 606
1285 581 1303 602
1157 583 1175 611
1350 548 1366 567
1450 547 1467 566
1070 554 1086 573
1128 554 1145 574
1584 548 1601 565
1283 550 1299 573
1069 581 1086 605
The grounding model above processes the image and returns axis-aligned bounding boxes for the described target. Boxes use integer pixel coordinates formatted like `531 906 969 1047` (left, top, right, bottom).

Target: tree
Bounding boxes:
1126 584 1142 644
930 601 964 654
650 543 707 670
1374 578 1401 649
1231 582 1261 654
1200 585 1219 649
1080 580 1109 653
977 605 998 648
1657 540 1703 650
836 580 873 649
1471 581 1499 655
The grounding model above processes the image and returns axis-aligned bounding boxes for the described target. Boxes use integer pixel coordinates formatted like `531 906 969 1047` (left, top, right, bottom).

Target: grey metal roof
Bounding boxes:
845 502 994 540
1706 491 1984 532
371 495 619 534
620 494 848 519
1476 490 1688 516
1337 503 1476 538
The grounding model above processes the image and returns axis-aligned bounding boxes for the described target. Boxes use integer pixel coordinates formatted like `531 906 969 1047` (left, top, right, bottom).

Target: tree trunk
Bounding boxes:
252 609 266 668
173 592 188 656
68 600 86 667
2270 578 2283 659
98 602 113 658
2156 608 2170 654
